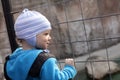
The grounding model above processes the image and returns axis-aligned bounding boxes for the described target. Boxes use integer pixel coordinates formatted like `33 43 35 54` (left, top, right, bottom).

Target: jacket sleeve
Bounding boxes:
40 58 77 80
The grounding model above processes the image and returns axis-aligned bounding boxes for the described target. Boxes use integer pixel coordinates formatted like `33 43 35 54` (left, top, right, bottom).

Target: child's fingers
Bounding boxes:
65 58 75 66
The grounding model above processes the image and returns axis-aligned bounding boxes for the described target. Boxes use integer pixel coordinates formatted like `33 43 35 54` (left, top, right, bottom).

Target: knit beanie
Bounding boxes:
14 8 51 47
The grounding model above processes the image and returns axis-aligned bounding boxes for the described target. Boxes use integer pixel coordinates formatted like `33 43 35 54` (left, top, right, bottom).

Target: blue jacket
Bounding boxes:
6 48 77 80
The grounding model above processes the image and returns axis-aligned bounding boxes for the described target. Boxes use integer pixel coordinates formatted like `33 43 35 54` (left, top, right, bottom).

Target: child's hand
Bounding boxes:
65 58 75 66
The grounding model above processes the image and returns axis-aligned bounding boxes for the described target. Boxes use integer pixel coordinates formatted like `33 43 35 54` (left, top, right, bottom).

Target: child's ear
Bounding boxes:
15 38 22 46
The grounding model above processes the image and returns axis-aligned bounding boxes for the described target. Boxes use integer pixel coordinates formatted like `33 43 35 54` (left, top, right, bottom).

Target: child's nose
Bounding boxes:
48 35 52 40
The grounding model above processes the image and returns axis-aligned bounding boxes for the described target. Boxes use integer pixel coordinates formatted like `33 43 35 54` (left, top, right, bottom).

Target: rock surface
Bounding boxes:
85 56 120 79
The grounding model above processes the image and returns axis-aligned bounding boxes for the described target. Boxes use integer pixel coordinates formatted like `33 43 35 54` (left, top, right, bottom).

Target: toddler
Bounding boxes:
4 9 77 80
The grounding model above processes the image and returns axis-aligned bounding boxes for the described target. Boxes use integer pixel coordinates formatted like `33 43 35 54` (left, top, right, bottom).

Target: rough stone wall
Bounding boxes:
48 0 120 58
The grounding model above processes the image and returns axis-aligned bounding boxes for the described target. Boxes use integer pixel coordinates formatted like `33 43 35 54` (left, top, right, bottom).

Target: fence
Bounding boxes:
2 0 120 80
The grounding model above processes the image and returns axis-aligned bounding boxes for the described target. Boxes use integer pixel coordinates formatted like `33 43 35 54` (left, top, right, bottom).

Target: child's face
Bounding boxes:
36 29 51 49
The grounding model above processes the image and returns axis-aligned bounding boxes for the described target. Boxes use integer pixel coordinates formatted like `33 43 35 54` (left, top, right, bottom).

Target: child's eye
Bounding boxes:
44 33 49 35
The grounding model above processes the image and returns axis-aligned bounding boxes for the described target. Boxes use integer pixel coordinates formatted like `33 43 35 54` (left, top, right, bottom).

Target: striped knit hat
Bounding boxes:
14 8 51 47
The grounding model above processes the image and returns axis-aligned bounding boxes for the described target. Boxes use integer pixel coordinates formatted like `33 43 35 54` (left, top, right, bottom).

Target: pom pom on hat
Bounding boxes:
14 8 51 47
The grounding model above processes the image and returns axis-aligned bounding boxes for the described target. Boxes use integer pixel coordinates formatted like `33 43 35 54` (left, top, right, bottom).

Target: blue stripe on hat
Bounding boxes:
15 18 50 31
16 23 51 39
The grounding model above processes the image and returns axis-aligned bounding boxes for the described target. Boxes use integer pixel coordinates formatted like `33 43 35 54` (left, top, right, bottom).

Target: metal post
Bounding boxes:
1 0 18 52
